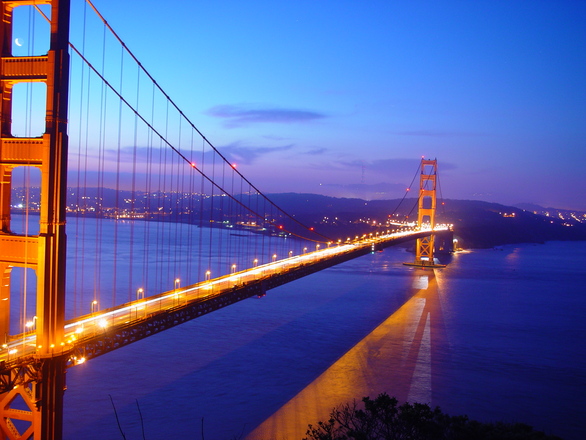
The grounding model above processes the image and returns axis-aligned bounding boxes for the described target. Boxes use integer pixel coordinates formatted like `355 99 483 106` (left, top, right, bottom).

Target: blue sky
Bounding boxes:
54 1 586 210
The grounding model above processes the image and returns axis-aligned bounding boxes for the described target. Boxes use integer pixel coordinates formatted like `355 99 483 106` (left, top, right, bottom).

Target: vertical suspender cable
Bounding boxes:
112 44 124 308
186 129 195 284
128 58 141 301
208 153 215 276
197 138 205 286
142 82 156 296
72 0 89 318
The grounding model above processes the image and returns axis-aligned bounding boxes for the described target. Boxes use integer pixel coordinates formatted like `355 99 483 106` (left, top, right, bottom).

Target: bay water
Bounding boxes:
59 232 585 439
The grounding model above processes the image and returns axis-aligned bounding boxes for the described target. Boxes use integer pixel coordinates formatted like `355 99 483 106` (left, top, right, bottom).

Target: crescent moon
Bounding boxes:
14 38 22 47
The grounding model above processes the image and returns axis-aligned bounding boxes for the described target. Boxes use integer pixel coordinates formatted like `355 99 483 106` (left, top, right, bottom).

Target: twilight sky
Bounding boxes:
74 1 586 210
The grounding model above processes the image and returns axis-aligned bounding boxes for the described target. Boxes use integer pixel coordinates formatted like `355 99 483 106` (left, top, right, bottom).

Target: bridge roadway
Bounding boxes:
0 227 448 378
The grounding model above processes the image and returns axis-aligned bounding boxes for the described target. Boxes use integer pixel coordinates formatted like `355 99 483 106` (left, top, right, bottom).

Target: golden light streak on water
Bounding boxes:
247 269 446 440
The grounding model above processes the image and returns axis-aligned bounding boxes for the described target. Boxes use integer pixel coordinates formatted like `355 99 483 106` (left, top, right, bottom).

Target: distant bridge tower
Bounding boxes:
416 159 437 264
0 1 70 439
405 158 445 268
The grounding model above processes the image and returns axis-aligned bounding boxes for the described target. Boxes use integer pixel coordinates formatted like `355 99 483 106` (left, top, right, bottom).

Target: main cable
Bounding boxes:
82 0 331 243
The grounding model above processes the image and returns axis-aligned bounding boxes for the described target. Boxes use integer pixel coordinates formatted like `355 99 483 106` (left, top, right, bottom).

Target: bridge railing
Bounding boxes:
1 226 450 371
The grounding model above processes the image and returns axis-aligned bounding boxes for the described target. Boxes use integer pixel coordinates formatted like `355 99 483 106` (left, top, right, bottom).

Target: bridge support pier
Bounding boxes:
37 357 67 440
0 355 67 440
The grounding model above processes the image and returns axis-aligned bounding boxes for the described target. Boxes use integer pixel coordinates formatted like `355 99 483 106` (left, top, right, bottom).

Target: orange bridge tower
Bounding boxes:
404 158 446 268
0 1 70 439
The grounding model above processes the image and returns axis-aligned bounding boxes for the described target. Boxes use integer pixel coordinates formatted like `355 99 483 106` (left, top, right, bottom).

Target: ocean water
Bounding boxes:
61 238 586 440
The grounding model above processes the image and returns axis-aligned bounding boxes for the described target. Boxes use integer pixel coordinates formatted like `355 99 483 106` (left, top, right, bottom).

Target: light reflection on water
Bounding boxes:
63 241 585 440
248 270 446 439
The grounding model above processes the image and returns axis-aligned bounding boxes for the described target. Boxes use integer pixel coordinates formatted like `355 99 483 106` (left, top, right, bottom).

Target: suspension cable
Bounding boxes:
388 160 421 221
82 0 331 242
35 2 332 243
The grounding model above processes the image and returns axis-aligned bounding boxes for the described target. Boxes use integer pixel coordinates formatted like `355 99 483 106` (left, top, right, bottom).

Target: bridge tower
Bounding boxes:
416 159 437 264
405 158 445 268
0 1 70 439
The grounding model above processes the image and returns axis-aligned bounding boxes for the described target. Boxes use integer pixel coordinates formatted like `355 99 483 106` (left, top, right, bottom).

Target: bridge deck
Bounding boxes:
0 228 447 381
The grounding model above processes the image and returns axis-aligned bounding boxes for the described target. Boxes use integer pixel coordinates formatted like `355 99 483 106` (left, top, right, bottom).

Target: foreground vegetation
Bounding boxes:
304 394 562 440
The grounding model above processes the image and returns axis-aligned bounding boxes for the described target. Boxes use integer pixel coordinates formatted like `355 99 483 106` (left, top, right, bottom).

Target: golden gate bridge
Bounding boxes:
0 1 450 438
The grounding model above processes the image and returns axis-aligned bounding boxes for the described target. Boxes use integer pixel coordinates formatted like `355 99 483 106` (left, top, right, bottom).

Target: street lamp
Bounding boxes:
25 316 37 331
288 250 293 258
231 264 239 285
253 259 258 268
172 279 182 305
272 254 277 262
303 247 307 254
90 300 98 314
205 270 211 281
137 288 144 301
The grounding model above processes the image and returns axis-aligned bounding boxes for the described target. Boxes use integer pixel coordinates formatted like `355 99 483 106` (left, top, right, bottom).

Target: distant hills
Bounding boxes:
264 193 586 249
11 187 586 249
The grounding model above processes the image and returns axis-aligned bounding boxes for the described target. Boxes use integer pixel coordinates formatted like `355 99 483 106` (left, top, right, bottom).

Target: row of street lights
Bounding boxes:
80 242 333 323
18 237 377 352
15 241 336 357
15 231 428 361
32 237 376 332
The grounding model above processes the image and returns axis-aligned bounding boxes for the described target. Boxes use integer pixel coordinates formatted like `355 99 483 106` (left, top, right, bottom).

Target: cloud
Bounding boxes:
218 142 293 165
336 158 457 174
70 141 294 176
319 182 411 200
207 104 327 127
262 135 289 141
322 181 406 192
305 147 327 155
393 129 482 137
336 158 419 173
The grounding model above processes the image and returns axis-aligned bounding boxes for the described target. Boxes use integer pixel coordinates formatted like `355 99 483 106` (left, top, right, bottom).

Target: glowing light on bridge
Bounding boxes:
0 0 451 436
25 316 37 330
0 225 450 368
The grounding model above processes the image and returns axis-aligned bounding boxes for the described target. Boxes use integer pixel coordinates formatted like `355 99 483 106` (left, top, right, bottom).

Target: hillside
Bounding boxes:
266 193 586 249
12 188 586 249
